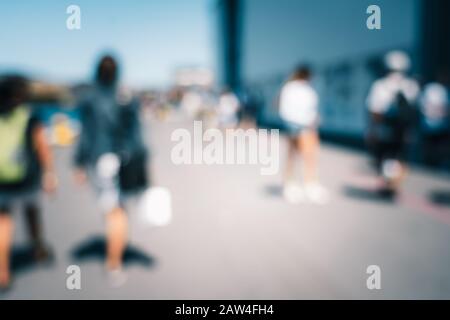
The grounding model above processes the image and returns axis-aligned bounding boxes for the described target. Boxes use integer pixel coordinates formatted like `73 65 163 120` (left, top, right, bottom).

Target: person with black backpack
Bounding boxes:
73 55 148 287
366 51 420 197
0 75 57 290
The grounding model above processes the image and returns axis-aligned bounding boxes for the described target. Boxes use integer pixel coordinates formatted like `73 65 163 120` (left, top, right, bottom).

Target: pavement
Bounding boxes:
2 116 450 299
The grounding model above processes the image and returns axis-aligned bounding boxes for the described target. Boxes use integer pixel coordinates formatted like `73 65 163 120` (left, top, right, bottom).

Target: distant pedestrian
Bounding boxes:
279 65 329 204
366 51 420 197
217 88 240 128
419 76 449 168
73 55 149 287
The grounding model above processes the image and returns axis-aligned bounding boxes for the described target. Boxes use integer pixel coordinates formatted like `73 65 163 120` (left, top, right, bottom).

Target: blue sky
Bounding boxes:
0 0 213 88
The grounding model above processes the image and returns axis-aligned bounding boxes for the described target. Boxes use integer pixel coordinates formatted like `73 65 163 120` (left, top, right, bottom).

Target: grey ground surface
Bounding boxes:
3 117 450 299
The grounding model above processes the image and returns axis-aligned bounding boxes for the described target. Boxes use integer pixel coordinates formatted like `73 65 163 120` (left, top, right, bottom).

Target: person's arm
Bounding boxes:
32 124 58 193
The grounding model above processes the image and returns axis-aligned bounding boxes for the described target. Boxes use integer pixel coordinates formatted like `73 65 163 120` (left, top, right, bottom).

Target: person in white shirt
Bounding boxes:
217 89 240 128
419 81 449 166
366 51 419 196
279 65 328 204
366 51 419 116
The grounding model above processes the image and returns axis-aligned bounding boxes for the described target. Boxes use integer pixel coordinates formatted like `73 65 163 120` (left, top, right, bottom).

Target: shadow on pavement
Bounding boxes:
429 190 450 207
264 184 283 197
343 185 396 203
10 244 55 274
70 235 156 268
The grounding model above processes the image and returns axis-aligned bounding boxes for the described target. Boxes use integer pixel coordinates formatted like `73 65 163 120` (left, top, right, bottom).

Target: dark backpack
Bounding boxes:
115 103 149 193
374 92 415 143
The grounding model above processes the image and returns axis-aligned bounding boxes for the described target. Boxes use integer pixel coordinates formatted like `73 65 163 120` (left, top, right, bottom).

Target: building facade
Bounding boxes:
215 0 449 140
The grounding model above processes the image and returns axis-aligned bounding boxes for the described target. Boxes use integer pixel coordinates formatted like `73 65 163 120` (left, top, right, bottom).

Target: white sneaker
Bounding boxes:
106 268 128 288
283 183 305 204
304 183 330 205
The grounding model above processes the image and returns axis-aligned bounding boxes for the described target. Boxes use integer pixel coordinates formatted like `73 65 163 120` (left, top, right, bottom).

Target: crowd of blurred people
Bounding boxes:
0 55 150 290
366 51 449 198
0 49 448 291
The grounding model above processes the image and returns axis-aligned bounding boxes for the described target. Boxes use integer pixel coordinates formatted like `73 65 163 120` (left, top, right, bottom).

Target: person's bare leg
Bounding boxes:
105 207 128 271
283 137 297 185
24 203 51 261
300 131 329 204
299 131 319 184
24 204 41 245
389 162 408 192
283 136 305 203
0 213 13 288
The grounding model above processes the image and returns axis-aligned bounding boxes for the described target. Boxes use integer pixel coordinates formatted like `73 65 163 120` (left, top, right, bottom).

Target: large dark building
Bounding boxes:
214 0 450 140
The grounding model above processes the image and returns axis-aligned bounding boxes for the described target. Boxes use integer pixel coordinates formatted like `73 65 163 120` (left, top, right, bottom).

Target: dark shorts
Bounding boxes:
371 140 406 172
0 190 40 214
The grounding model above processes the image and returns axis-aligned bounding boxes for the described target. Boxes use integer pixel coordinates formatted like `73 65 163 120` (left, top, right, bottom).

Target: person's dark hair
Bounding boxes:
95 55 119 87
291 65 312 81
0 74 29 114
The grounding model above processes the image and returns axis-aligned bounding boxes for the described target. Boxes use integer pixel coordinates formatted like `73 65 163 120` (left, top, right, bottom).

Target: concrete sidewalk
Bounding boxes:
3 119 450 299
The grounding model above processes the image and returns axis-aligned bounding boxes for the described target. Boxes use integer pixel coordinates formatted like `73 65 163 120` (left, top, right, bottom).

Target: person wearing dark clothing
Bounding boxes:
0 75 56 289
366 51 419 197
74 55 147 287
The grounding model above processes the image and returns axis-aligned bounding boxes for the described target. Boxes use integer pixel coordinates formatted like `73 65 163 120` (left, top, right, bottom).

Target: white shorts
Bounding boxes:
89 153 122 214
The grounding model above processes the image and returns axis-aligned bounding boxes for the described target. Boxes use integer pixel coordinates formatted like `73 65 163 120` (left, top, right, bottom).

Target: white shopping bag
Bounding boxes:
137 187 172 227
